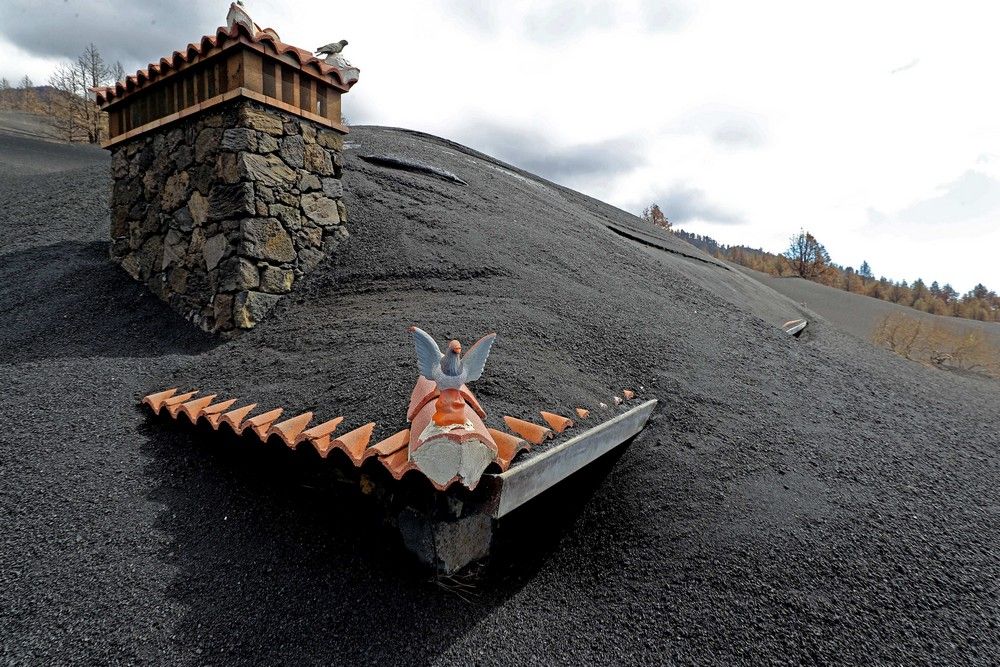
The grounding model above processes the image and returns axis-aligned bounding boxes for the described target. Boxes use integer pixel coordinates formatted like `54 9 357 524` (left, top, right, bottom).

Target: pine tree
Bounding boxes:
858 261 873 282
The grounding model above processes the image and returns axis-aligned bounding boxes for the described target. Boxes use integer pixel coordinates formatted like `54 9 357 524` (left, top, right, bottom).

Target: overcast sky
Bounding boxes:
2 1 997 291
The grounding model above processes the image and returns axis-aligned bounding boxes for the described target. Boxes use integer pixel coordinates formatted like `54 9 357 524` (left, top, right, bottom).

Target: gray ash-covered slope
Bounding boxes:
167 126 817 441
1 128 999 665
735 263 1000 345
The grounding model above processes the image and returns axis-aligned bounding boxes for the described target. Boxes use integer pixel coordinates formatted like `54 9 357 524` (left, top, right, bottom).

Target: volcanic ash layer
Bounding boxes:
3 127 1000 664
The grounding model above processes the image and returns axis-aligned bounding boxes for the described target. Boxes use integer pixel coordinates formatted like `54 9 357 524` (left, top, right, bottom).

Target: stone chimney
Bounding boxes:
96 5 359 334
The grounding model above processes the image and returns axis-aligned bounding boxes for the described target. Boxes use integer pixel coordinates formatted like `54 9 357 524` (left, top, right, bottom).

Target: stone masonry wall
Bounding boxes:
109 100 347 334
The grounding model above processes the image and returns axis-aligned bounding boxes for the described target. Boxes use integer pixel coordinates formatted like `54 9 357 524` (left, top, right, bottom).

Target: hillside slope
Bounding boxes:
0 110 63 144
735 264 1000 345
1 128 998 665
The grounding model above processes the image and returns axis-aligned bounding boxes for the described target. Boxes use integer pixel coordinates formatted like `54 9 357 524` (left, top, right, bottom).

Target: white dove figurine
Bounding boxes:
409 327 496 390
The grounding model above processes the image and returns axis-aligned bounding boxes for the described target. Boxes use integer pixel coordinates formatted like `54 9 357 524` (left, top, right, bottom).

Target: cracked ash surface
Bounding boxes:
1 126 999 664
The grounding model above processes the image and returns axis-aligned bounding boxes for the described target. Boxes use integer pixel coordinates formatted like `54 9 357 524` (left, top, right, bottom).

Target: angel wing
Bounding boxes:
461 333 496 383
409 326 443 380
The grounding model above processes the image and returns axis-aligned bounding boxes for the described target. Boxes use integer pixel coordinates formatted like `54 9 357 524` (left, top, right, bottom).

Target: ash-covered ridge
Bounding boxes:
165 125 811 442
2 127 998 664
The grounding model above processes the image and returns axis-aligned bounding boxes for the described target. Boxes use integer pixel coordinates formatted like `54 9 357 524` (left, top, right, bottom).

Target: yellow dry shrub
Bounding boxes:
872 312 1000 379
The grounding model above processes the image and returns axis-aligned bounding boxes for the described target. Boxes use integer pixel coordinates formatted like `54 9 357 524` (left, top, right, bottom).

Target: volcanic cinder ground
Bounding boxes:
1 127 998 665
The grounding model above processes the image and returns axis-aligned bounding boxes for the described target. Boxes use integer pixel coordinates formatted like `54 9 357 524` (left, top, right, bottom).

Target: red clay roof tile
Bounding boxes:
161 390 199 416
220 403 258 432
201 398 239 428
297 416 344 445
488 428 530 468
94 22 358 106
177 394 218 421
201 398 238 415
142 388 178 413
379 447 411 480
267 411 314 445
407 375 439 421
367 429 410 458
539 411 574 434
406 377 487 423
503 416 554 445
143 387 538 491
331 422 376 463
245 407 284 439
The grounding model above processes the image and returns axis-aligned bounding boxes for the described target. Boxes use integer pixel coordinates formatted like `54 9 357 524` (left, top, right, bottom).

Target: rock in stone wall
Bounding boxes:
109 100 348 334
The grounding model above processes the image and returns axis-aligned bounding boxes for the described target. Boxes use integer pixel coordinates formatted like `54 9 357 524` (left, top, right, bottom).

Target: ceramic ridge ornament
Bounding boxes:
407 327 499 486
409 327 496 426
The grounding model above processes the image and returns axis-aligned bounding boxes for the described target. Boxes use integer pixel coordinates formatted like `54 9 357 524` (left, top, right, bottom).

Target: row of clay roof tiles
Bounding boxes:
94 22 357 107
142 387 641 492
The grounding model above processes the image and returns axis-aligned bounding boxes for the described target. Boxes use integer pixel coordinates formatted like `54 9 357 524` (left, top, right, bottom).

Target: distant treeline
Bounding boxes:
671 228 1000 323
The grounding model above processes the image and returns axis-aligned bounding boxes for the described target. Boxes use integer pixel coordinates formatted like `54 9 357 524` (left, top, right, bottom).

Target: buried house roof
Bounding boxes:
93 20 359 108
4 110 1000 660
140 385 636 492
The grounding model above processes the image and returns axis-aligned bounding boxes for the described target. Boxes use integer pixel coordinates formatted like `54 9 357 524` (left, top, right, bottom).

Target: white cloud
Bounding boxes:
1 0 997 290
894 171 1000 225
0 37 63 85
642 185 743 226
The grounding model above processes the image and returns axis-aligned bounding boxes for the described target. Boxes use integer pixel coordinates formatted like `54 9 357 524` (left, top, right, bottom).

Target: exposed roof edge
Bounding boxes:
94 22 359 106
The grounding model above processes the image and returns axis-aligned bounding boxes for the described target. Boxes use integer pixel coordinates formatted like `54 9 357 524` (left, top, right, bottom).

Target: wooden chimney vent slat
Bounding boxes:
96 23 355 144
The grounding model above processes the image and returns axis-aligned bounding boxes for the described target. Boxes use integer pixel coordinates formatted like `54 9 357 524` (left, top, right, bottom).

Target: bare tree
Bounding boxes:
74 58 97 142
78 43 111 142
19 75 34 108
81 44 108 88
0 77 10 109
641 203 672 231
45 44 113 143
49 62 85 142
784 229 830 278
111 60 126 84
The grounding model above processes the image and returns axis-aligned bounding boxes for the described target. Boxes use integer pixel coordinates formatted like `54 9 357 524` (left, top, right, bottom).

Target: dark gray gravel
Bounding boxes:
1 127 998 665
